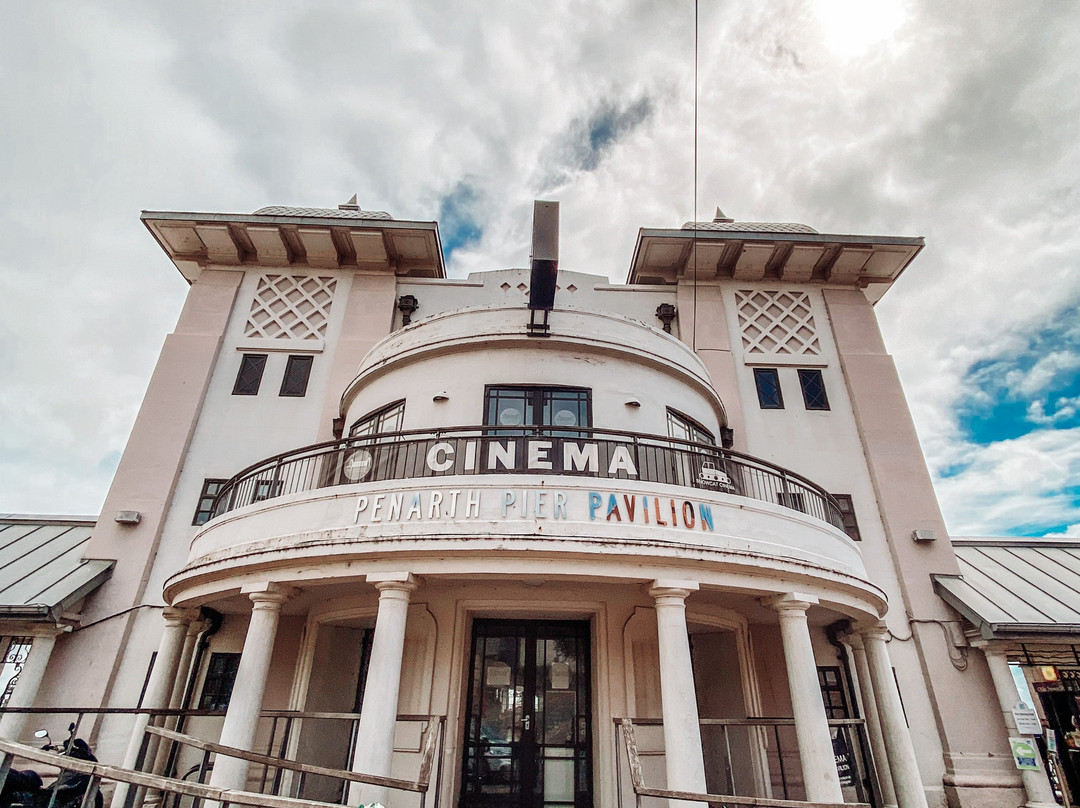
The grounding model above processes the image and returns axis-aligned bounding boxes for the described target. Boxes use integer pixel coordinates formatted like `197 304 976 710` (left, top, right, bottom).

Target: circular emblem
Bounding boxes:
553 408 577 427
499 406 523 426
343 449 374 481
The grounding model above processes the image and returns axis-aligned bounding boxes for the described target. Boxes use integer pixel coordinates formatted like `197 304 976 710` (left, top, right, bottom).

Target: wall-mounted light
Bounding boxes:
397 294 419 326
1040 666 1059 682
433 392 450 402
625 399 641 408
655 303 677 333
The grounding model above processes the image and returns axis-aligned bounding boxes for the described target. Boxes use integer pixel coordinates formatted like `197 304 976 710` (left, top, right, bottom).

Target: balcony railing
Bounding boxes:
211 426 845 529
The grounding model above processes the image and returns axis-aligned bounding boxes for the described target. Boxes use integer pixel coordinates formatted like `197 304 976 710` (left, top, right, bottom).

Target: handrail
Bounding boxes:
617 718 869 808
0 739 352 808
208 425 846 529
146 723 439 793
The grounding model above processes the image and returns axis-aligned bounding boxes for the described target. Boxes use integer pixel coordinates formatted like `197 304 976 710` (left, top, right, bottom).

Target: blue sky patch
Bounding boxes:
574 96 653 171
437 181 484 258
956 316 1080 444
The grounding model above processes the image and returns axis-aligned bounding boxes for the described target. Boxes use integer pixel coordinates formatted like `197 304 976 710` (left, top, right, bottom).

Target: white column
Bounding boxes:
861 626 929 808
349 572 418 807
110 608 194 808
847 633 898 808
978 643 1057 808
766 594 843 803
0 630 60 741
649 579 707 808
208 585 294 793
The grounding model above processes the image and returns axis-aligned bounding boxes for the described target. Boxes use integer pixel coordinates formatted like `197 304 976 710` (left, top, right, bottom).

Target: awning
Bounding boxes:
933 538 1080 640
0 516 114 624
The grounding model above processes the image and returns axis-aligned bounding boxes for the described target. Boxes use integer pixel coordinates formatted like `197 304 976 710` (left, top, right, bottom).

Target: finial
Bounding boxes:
339 194 359 211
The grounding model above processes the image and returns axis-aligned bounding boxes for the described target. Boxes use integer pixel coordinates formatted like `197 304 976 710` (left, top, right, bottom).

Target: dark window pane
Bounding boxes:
753 368 784 409
798 368 830 410
832 493 861 541
279 355 314 397
192 478 227 526
199 652 241 710
232 354 267 396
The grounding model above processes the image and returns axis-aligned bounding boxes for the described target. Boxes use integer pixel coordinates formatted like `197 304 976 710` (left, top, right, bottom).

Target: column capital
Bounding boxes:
162 606 201 627
242 582 299 608
647 579 699 601
967 638 1009 656
368 571 419 593
858 621 891 642
763 592 819 614
844 632 866 651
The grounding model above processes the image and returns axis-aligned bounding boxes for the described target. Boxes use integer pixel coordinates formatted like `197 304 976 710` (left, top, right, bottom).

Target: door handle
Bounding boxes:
523 714 531 731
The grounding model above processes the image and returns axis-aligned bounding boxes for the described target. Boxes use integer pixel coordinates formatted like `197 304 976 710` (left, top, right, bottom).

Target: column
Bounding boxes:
110 608 195 808
208 584 294 793
349 572 418 807
766 594 844 803
847 633 898 808
861 626 929 808
0 630 60 741
649 579 707 808
978 643 1057 808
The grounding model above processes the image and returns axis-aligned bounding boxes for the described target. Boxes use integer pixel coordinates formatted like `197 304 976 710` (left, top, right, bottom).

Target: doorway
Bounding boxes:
460 619 592 808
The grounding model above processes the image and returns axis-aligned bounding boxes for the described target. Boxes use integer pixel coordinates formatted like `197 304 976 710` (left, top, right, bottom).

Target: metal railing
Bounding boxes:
210 425 845 529
614 716 875 807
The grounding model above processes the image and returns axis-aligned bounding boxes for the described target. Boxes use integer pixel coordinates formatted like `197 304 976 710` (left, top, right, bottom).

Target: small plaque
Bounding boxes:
486 661 511 687
549 661 571 690
1012 704 1043 735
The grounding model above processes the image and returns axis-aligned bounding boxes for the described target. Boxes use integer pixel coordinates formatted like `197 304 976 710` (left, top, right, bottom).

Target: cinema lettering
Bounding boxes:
353 486 715 532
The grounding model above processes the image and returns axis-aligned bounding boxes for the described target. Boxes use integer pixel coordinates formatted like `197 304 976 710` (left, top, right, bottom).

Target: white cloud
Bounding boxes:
1 0 1080 537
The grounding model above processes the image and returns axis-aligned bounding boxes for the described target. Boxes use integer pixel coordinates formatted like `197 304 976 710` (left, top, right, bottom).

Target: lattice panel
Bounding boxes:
244 275 337 341
735 290 821 355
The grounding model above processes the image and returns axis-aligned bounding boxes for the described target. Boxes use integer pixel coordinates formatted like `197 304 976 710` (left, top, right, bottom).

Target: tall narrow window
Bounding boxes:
279 355 314 397
232 354 267 396
199 652 242 710
753 368 784 409
192 478 227 526
798 368 830 410
832 494 861 541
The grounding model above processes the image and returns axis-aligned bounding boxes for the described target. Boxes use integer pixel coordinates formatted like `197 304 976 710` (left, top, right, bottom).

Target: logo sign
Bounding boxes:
696 460 735 492
1009 737 1040 771
343 449 374 481
1012 704 1043 735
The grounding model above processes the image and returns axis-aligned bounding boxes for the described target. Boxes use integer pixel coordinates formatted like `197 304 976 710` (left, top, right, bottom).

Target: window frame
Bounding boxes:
279 354 314 397
483 385 592 435
831 493 861 541
798 368 830 411
199 652 242 711
666 408 716 446
349 400 406 438
192 478 228 526
753 368 784 409
232 354 267 396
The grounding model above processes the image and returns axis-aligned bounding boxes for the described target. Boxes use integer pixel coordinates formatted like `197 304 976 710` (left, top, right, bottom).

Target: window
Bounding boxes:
349 400 405 438
252 479 283 502
279 355 314 397
798 368 830 410
753 368 783 409
199 652 242 710
192 478 227 526
232 354 267 396
832 494 861 541
0 637 33 708
817 666 850 719
666 409 715 445
484 386 591 435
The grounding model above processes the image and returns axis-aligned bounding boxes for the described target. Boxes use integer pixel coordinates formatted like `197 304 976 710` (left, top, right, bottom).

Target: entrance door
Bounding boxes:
460 619 592 808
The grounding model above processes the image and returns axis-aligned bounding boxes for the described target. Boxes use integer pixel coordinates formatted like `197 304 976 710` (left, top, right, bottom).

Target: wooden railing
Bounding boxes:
618 718 870 808
0 719 439 808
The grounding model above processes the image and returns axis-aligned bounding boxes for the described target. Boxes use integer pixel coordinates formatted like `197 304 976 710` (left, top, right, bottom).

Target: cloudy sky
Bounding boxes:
1 1 1078 537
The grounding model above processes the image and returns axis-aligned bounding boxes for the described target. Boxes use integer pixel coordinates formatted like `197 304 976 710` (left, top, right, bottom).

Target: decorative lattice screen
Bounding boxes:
244 275 337 341
735 290 820 356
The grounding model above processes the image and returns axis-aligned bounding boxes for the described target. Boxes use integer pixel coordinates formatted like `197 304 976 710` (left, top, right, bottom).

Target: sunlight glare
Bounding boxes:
813 0 907 58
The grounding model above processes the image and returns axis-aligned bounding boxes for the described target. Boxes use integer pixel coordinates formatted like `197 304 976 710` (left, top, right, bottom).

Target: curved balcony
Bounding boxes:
211 426 845 529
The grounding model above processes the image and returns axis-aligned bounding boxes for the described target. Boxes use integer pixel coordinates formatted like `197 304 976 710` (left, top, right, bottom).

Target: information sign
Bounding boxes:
1009 737 1040 771
1012 703 1043 735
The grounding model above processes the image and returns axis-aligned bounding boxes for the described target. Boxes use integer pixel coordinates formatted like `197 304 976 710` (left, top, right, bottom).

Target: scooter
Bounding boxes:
0 723 103 808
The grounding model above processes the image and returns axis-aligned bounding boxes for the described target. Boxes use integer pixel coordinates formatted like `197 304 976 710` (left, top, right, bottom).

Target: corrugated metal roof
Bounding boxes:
680 221 819 234
252 205 393 220
0 517 113 621
933 538 1080 639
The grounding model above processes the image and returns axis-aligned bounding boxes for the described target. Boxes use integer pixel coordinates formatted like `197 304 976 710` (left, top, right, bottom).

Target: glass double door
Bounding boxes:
460 619 592 808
